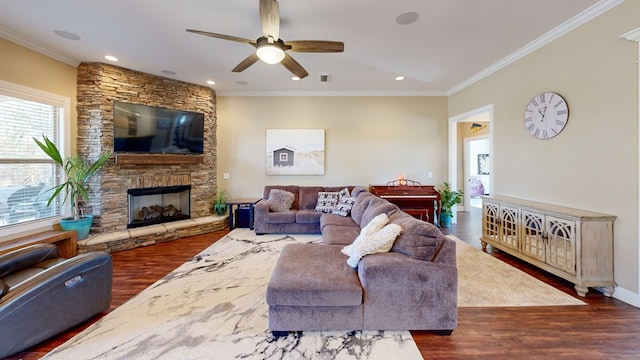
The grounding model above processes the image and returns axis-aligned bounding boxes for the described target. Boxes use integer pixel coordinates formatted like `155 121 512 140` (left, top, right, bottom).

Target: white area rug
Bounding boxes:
44 229 584 359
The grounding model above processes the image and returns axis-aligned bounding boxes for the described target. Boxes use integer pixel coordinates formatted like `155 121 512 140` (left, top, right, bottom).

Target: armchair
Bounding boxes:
0 244 112 358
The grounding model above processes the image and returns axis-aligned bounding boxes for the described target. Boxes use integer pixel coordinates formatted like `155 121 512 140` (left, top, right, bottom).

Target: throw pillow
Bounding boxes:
331 196 356 216
337 187 350 200
267 189 295 212
346 223 403 268
342 213 389 256
314 191 339 213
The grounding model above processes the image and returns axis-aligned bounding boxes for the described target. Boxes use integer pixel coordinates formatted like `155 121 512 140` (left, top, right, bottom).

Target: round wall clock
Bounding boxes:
524 92 569 140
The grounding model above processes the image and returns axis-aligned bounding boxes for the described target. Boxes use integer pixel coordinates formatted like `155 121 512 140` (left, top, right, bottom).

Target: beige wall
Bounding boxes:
217 96 449 198
449 1 639 299
0 37 78 150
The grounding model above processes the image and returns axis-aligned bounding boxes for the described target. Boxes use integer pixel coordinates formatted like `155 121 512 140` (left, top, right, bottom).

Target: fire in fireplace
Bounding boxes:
127 185 191 228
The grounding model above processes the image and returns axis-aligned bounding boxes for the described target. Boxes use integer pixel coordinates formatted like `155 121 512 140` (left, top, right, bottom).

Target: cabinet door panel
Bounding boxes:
483 202 499 242
521 210 546 262
499 205 519 250
546 216 576 275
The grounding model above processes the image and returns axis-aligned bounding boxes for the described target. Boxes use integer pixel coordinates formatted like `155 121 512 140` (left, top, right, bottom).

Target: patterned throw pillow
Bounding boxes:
315 191 339 213
337 187 350 200
331 195 356 216
267 189 295 212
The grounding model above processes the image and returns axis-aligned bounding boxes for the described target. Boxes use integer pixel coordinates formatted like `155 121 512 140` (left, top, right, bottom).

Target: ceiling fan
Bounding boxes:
186 0 344 79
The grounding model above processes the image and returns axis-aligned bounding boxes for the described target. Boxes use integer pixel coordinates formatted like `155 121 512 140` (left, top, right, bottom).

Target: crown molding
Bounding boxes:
447 0 625 96
216 89 448 97
621 27 640 42
0 26 80 67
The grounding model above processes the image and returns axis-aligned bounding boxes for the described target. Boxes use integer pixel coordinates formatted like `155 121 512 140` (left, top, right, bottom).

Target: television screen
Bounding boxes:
113 101 204 154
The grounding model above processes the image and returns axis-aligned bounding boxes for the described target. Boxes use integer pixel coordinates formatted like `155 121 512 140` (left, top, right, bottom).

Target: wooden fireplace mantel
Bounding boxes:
115 153 204 165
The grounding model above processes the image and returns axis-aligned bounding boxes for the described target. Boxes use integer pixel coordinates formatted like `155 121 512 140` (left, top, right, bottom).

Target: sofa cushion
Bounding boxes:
320 213 358 231
360 197 399 227
345 223 402 268
331 196 356 217
388 211 444 261
299 186 325 210
350 192 376 225
321 225 361 246
314 191 339 213
265 211 296 224
266 244 363 307
267 189 295 212
296 209 323 224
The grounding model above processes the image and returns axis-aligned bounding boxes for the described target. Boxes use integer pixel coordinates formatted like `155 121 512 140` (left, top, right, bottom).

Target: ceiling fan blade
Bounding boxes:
232 53 260 73
259 0 280 41
286 40 344 53
186 29 256 46
280 54 309 79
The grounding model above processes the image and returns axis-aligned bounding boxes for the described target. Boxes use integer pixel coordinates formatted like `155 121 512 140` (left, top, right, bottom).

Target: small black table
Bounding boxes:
225 198 261 231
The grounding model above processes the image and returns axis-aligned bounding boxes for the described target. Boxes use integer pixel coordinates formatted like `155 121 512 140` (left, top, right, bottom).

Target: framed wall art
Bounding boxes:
266 129 325 175
478 154 490 175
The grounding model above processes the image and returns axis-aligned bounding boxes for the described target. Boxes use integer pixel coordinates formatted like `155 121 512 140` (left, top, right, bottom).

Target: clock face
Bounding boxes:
524 92 569 140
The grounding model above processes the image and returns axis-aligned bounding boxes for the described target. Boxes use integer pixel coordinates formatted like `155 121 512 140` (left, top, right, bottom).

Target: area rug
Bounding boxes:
44 229 584 359
453 235 586 307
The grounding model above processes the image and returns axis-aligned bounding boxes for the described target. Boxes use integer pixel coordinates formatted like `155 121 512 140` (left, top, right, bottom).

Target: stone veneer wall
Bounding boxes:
76 63 217 233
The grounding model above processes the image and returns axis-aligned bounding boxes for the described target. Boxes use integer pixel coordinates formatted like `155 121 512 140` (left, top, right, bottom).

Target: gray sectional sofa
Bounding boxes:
264 185 458 334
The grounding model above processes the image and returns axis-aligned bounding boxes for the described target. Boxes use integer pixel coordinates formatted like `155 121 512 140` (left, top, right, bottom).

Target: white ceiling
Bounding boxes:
0 0 615 96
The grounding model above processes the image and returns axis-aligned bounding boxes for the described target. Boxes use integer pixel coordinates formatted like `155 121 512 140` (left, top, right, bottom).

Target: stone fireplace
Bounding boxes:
75 63 222 249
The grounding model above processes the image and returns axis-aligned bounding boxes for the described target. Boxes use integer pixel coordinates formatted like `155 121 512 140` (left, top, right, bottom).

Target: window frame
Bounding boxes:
0 80 72 239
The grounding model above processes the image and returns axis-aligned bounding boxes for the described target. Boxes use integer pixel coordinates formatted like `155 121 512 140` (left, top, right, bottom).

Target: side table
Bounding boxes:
225 198 261 231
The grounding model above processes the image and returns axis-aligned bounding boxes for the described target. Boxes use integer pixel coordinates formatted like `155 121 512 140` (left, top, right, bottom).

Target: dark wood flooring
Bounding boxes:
6 208 640 359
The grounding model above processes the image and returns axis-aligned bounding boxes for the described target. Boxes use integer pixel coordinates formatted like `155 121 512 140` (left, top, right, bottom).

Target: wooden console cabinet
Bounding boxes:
481 195 616 297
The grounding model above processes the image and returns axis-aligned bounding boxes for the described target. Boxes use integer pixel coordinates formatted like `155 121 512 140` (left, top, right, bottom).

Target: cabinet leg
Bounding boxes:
574 284 588 297
598 286 615 297
481 241 487 251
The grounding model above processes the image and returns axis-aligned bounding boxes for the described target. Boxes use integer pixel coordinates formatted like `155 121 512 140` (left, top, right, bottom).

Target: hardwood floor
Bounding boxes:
6 210 640 359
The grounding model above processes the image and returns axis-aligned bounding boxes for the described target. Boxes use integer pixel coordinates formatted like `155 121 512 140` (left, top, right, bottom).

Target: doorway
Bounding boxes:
448 105 493 221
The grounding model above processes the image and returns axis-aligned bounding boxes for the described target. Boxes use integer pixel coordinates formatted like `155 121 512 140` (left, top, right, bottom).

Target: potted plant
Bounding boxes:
438 181 463 228
211 189 228 216
34 135 111 239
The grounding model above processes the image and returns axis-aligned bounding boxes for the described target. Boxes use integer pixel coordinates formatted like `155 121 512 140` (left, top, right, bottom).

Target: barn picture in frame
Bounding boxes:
266 129 325 175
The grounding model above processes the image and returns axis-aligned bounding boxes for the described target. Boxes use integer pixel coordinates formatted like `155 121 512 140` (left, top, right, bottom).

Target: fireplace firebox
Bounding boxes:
127 185 191 228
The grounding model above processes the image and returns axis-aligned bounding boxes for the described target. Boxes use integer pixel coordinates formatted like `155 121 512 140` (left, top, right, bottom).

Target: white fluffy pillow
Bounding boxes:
346 223 403 268
342 213 389 257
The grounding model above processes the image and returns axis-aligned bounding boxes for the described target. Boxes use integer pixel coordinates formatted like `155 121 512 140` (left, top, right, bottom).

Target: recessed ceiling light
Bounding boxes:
396 11 419 25
206 80 215 85
161 70 177 75
53 30 81 40
291 76 300 81
395 75 405 81
104 55 118 62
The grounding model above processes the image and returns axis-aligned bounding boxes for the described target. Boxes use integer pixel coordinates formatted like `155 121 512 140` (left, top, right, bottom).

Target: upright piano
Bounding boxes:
370 179 441 225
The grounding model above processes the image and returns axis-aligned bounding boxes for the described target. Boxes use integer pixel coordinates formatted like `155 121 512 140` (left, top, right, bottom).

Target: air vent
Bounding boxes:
320 74 329 82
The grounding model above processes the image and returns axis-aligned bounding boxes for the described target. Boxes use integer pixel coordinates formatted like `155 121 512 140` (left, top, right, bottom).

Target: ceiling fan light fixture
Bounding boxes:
256 44 285 64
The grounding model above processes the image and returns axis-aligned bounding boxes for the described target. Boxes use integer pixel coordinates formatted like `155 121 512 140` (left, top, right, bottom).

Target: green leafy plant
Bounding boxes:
34 135 111 220
211 189 228 215
439 181 464 217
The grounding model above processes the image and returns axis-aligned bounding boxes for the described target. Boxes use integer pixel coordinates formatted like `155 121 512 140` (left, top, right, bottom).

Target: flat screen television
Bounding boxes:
113 101 205 154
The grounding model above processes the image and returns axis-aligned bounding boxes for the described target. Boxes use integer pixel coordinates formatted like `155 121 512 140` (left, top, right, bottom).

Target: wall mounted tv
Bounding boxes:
113 101 205 154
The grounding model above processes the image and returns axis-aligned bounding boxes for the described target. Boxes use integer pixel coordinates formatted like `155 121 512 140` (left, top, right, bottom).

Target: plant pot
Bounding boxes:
439 213 452 228
59 214 94 240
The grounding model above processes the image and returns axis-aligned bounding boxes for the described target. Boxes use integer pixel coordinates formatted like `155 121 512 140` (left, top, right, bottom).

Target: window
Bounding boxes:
0 80 70 234
279 153 288 162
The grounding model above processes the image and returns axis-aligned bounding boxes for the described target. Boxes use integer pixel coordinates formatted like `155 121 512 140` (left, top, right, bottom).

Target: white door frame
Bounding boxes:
448 104 494 222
